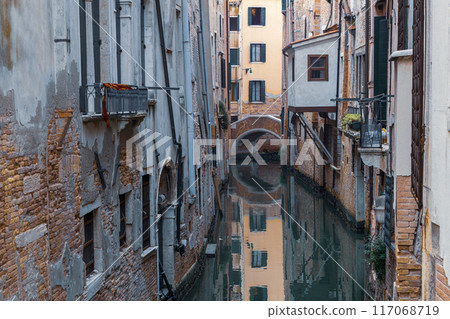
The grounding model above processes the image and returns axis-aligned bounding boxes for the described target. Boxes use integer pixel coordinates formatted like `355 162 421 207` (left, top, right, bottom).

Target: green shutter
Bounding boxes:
374 17 388 121
261 44 266 62
282 0 286 11
261 8 266 26
250 44 254 62
230 49 239 65
248 7 252 25
261 81 266 102
374 17 388 96
249 81 253 102
237 15 240 31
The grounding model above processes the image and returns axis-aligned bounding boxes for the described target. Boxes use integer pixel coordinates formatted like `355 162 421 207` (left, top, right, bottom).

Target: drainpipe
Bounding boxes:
199 0 212 139
155 0 184 255
182 0 196 198
335 0 342 164
365 0 370 98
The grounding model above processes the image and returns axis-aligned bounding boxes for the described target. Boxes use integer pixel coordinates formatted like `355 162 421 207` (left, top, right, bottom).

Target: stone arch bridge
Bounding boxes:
230 115 281 142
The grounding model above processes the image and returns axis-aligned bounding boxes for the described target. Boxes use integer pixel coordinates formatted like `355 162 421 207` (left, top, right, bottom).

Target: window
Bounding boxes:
250 43 266 62
230 16 239 31
248 7 266 26
232 237 241 254
142 175 150 250
249 81 265 103
230 48 240 66
119 194 126 248
249 208 266 232
251 251 268 268
221 57 226 88
231 82 240 101
250 286 268 301
219 14 223 37
230 115 238 123
83 211 95 276
308 55 329 81
292 55 295 82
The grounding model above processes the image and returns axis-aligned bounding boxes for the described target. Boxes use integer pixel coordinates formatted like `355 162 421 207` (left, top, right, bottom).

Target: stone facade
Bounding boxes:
0 0 225 301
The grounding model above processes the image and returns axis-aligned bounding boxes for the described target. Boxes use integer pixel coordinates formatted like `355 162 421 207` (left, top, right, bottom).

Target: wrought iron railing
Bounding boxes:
80 83 148 115
359 95 389 148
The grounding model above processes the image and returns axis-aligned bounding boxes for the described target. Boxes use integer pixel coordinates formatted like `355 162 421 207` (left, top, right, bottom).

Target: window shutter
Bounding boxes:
250 44 254 62
261 8 266 26
261 44 266 62
221 58 226 88
230 49 239 65
248 7 252 25
282 0 286 12
261 81 266 102
237 15 240 31
249 81 253 102
228 62 231 88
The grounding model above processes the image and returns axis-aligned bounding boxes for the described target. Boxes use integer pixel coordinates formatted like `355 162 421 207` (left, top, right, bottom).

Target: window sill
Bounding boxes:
249 101 265 104
249 25 265 28
84 271 104 300
141 246 157 260
250 61 265 64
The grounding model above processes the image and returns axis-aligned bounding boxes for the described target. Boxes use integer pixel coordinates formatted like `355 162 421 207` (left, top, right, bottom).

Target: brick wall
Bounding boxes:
436 259 450 301
395 175 421 300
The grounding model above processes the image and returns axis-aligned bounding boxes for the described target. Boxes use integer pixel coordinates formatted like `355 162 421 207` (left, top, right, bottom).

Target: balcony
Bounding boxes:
358 95 390 172
334 94 391 172
359 98 387 148
80 83 149 120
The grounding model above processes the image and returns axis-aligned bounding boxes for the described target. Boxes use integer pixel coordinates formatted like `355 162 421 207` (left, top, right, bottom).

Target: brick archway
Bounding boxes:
231 115 281 141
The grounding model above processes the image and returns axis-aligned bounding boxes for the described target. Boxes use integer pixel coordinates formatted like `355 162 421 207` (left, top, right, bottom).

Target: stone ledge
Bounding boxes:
141 246 157 260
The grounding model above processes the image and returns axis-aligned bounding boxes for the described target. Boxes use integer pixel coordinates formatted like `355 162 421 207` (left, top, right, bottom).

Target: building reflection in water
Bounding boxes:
183 162 366 301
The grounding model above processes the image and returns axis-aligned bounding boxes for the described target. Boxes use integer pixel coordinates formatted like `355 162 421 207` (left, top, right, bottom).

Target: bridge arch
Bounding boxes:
230 115 282 142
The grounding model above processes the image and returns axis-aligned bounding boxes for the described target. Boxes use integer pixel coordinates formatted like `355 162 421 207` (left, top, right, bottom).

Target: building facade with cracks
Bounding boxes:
0 0 228 301
282 0 450 301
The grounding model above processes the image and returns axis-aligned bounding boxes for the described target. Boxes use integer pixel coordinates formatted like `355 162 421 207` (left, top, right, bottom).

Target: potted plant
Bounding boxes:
341 113 362 131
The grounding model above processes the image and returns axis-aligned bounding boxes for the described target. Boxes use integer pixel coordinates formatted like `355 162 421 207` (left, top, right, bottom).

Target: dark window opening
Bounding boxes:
142 175 150 250
251 251 268 268
250 208 266 232
250 43 266 62
230 48 240 66
119 194 126 248
230 116 238 123
292 56 295 82
249 80 265 103
231 82 240 101
248 7 266 26
83 211 95 276
250 286 268 301
230 16 239 31
308 55 329 81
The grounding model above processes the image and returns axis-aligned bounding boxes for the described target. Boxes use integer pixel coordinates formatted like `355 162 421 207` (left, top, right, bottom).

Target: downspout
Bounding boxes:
154 0 184 255
226 0 230 111
334 1 342 166
365 0 370 98
199 0 212 139
182 0 196 198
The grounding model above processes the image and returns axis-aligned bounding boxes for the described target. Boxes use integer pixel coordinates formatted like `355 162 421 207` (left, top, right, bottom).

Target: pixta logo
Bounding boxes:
126 129 172 172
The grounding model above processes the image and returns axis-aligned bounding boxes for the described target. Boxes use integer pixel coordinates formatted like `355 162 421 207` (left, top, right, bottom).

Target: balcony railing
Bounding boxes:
80 83 148 115
359 96 388 148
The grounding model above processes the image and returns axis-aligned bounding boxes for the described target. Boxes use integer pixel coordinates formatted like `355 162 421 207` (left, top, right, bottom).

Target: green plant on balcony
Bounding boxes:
365 234 386 281
218 100 229 130
341 113 362 131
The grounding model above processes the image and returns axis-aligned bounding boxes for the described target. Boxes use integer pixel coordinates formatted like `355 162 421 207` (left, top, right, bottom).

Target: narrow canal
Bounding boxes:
184 161 367 301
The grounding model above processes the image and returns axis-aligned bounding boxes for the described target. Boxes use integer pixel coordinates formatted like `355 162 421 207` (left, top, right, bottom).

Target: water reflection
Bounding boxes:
183 162 366 301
